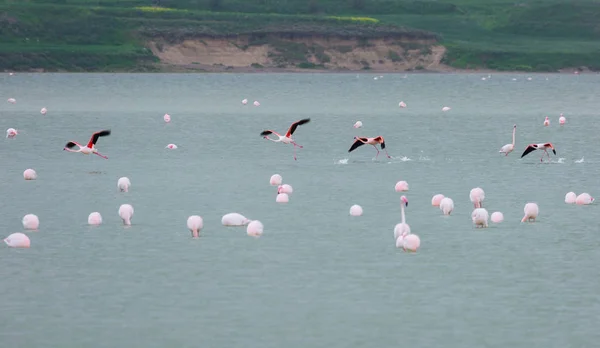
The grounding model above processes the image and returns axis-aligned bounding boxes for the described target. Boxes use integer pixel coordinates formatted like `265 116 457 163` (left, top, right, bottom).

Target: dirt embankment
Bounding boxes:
147 35 454 73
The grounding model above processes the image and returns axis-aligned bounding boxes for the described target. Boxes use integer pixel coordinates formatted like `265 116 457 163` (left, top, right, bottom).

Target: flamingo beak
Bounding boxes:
552 149 556 155
405 201 408 207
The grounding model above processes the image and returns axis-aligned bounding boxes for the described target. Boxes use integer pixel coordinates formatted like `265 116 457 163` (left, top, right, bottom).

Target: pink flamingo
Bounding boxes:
260 118 310 160
63 130 111 159
348 136 391 159
521 142 556 162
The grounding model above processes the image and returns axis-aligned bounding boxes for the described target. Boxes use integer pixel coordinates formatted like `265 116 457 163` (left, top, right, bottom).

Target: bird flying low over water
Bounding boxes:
348 136 391 159
521 142 556 162
63 129 111 159
260 118 310 160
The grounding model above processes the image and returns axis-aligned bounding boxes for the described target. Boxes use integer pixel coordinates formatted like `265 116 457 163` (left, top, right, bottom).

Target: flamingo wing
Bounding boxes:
348 138 368 152
285 118 310 137
520 145 537 158
87 129 111 148
260 130 274 137
65 141 79 149
543 143 557 154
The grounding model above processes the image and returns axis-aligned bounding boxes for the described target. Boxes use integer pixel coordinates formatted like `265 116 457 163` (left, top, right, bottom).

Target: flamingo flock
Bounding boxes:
1 74 594 254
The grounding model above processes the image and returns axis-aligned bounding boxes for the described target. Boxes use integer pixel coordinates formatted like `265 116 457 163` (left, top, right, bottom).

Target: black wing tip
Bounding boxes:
260 130 272 137
65 141 76 148
97 129 111 136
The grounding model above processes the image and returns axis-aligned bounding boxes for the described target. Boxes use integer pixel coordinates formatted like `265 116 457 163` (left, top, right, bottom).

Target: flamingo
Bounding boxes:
521 143 556 162
63 129 111 159
559 113 566 125
439 197 454 215
394 196 410 241
469 187 485 209
522 203 538 222
543 117 550 126
499 124 516 156
472 208 489 228
348 136 391 159
260 118 310 160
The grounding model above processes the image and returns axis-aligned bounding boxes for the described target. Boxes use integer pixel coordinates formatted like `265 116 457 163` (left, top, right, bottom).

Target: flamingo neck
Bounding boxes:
401 204 406 224
511 127 516 146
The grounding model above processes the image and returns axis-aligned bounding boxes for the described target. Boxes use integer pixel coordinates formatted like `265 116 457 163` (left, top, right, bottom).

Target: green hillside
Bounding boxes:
0 0 598 72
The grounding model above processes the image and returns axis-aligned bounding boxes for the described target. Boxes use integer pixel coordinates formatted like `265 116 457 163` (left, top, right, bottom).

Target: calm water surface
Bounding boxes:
1 73 599 348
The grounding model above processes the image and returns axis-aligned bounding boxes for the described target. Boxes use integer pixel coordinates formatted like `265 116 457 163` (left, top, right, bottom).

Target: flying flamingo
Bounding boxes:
348 136 390 159
63 129 111 159
499 124 516 156
260 118 310 160
521 143 556 162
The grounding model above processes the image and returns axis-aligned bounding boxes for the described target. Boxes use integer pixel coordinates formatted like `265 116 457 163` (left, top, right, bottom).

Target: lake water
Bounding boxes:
1 72 599 348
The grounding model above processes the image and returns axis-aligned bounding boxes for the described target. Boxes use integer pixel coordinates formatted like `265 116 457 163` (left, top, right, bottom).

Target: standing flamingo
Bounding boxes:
499 124 516 156
543 117 550 126
63 129 111 159
260 118 311 160
348 136 391 159
522 203 539 222
521 143 556 162
394 196 410 243
472 208 489 228
469 187 485 209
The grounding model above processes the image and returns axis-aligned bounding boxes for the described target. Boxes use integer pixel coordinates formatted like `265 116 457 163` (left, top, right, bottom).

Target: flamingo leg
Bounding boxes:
94 152 108 159
292 144 298 161
546 150 551 162
291 141 303 149
383 148 391 158
372 145 380 159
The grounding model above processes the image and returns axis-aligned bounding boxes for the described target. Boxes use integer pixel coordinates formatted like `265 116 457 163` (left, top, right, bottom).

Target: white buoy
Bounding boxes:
247 220 263 237
270 174 282 186
221 213 250 226
349 205 363 216
491 212 504 223
4 233 30 248
22 214 39 230
88 212 103 225
23 169 37 180
394 181 409 192
276 193 289 203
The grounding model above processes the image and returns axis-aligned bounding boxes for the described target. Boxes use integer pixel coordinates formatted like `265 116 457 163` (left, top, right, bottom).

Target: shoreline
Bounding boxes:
4 65 595 75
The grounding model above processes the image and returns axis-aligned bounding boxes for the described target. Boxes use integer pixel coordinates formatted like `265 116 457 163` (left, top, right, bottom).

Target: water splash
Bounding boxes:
575 157 585 163
335 158 349 165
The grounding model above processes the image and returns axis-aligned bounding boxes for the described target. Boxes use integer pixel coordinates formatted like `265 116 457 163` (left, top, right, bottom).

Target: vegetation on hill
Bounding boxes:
0 0 598 72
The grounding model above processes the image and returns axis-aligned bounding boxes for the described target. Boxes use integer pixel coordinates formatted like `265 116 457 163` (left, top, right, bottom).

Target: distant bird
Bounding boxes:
521 142 556 162
499 124 516 156
260 118 311 160
559 113 566 125
63 129 111 159
348 136 391 159
543 117 550 126
469 187 485 209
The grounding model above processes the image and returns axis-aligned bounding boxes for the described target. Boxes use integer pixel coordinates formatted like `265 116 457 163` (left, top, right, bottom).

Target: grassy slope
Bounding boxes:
0 0 598 72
